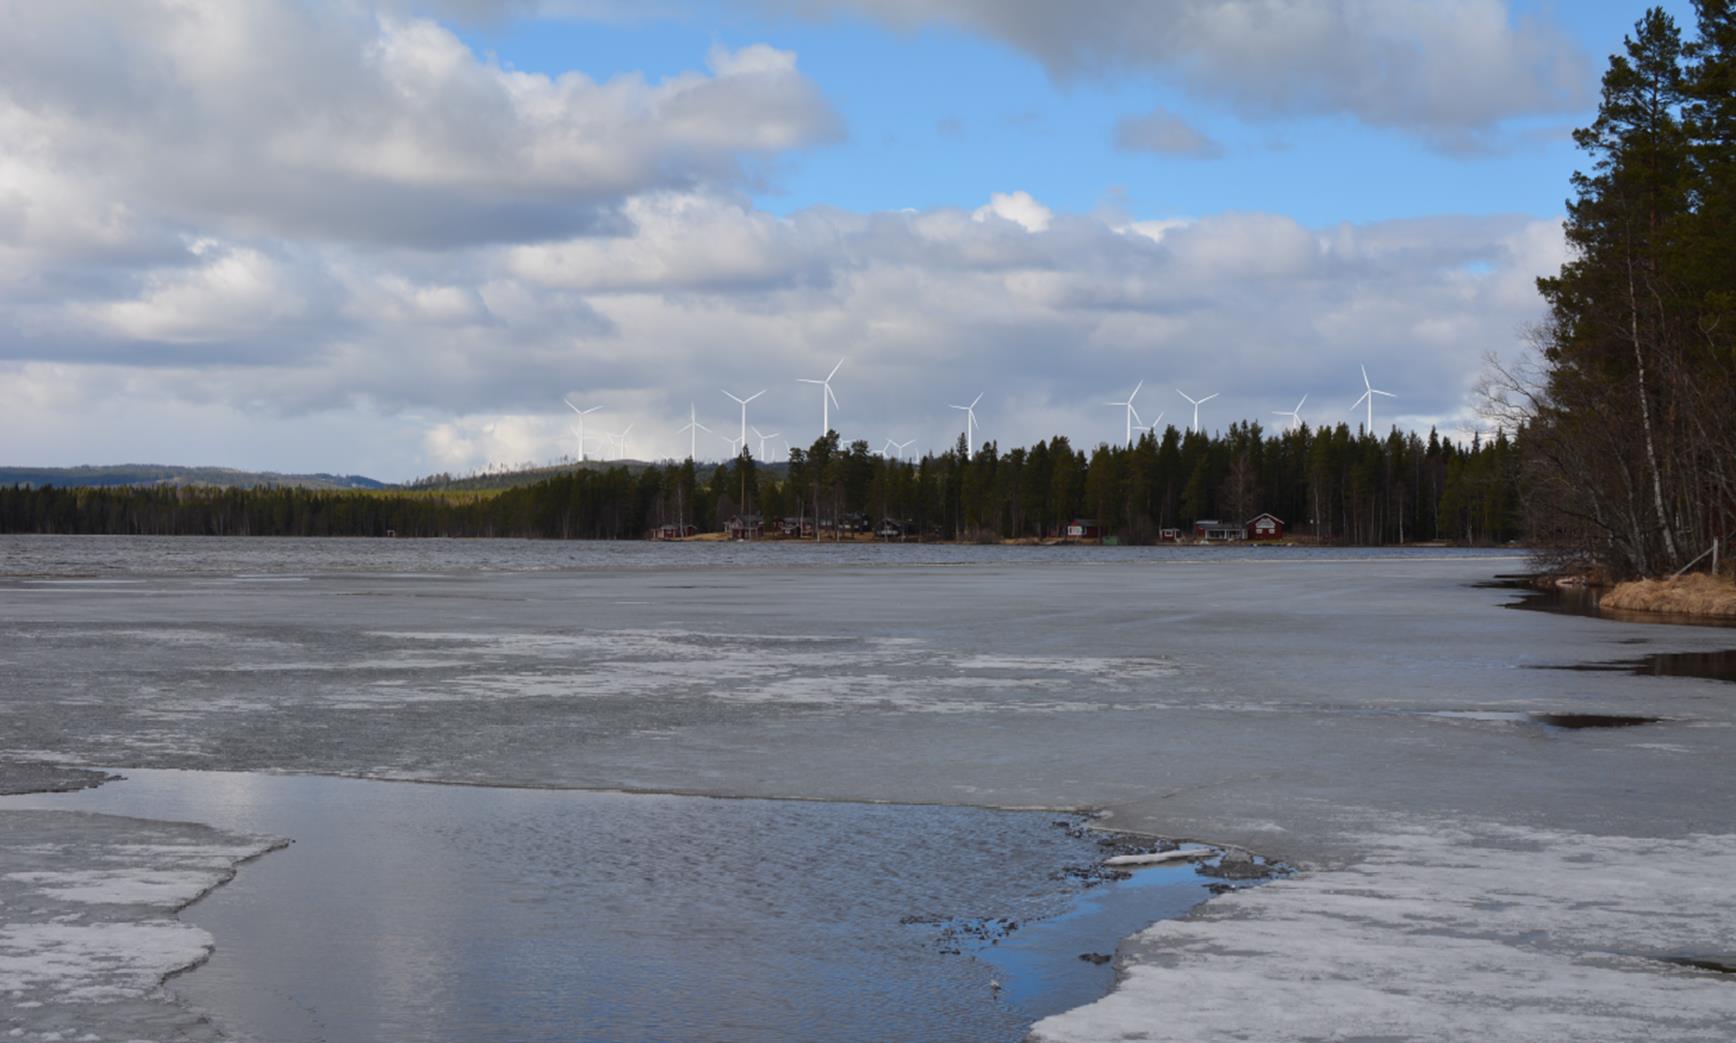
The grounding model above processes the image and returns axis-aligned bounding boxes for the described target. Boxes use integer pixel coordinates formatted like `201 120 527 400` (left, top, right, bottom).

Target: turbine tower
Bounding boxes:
1350 366 1395 434
563 398 602 462
1176 389 1219 435
1104 380 1144 446
752 426 781 461
608 423 634 462
949 393 983 458
797 358 844 437
1273 394 1307 432
721 388 765 450
677 403 711 461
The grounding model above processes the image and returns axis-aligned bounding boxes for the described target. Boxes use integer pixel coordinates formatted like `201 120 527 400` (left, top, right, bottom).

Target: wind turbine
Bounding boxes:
797 358 844 437
1104 380 1144 446
563 398 602 462
879 438 898 459
718 432 744 458
1273 394 1307 432
1350 366 1395 434
676 403 711 461
752 426 781 461
1176 389 1219 435
949 393 983 458
1138 411 1166 438
892 438 916 461
608 423 634 462
721 388 765 450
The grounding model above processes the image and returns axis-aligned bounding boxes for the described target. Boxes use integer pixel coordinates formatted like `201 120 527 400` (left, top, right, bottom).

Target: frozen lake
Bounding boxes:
3 535 1734 1040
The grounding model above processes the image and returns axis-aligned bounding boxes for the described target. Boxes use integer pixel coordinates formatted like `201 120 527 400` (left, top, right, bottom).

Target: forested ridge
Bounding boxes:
0 422 1520 544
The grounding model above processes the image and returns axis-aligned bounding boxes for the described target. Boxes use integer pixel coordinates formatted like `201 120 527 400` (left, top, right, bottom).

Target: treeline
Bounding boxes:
1490 3 1735 577
0 422 1522 544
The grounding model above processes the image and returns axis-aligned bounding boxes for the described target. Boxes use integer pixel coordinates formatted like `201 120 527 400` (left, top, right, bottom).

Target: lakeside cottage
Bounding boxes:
1248 513 1286 540
1064 518 1101 540
1193 519 1247 542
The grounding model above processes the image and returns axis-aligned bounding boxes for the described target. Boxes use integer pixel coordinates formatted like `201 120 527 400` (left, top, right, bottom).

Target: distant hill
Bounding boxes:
0 464 387 491
408 458 791 492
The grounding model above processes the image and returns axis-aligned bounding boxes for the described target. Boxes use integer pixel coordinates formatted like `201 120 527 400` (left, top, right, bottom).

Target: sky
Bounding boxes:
0 0 1698 480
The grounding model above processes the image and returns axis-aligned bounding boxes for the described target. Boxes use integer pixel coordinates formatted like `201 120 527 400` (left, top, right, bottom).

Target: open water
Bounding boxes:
3 770 1235 1042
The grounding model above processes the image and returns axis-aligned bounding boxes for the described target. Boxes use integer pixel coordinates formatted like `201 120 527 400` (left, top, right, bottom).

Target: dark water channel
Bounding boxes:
1487 577 1736 683
2 770 1251 1043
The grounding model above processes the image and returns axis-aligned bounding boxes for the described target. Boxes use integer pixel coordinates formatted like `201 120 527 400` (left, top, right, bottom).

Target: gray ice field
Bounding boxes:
2 536 1734 1041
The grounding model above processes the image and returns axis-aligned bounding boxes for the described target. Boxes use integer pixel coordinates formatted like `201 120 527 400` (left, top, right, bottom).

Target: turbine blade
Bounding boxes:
798 378 822 385
1361 365 1371 389
1373 389 1396 397
827 358 844 381
969 393 983 408
1130 379 1143 399
826 385 839 409
1201 393 1219 403
746 390 765 402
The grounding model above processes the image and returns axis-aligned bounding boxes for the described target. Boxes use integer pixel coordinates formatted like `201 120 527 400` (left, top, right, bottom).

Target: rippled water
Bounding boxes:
4 770 1237 1042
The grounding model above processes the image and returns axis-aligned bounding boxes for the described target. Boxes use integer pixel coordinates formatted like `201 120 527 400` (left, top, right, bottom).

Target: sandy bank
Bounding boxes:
1603 573 1736 618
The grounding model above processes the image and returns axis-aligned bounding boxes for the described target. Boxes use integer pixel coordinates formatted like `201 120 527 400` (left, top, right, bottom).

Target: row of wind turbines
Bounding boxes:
562 359 1397 464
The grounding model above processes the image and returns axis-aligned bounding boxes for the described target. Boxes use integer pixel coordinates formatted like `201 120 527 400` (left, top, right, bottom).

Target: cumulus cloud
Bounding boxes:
1113 106 1224 159
0 2 840 252
972 191 1053 233
782 0 1590 149
0 2 1569 479
1 184 1563 476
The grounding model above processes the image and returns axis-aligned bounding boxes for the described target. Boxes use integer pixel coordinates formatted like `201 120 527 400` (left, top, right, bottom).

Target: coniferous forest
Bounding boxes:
1488 2 1735 577
0 424 1520 545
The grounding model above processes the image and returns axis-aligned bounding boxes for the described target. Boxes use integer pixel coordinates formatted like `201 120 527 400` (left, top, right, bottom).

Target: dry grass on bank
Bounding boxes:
1602 572 1736 618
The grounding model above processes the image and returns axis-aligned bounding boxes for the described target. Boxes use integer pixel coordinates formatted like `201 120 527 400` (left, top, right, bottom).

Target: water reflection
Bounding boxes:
1 771 1231 1043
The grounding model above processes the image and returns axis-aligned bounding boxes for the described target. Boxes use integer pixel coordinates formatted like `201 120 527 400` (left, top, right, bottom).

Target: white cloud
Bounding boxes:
972 191 1053 233
1 188 1562 477
0 2 841 252
785 0 1591 149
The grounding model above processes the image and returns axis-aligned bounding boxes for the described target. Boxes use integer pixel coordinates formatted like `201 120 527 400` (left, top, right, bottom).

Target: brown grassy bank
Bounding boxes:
1602 573 1736 619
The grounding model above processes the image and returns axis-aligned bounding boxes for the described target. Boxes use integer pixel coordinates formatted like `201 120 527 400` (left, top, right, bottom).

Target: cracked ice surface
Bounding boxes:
0 811 281 1042
1033 819 1736 1042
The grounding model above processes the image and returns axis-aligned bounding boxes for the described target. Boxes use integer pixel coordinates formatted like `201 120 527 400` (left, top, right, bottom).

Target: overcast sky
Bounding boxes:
0 0 1688 480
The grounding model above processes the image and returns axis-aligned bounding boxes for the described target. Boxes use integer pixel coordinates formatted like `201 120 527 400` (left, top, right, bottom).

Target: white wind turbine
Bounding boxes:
1350 366 1395 434
677 403 711 461
1138 411 1166 438
718 432 744 458
1104 380 1145 446
721 388 765 450
892 438 916 461
797 358 844 437
949 393 983 458
879 438 898 459
752 426 781 461
563 398 602 462
1176 389 1219 435
1273 394 1307 432
607 423 634 462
